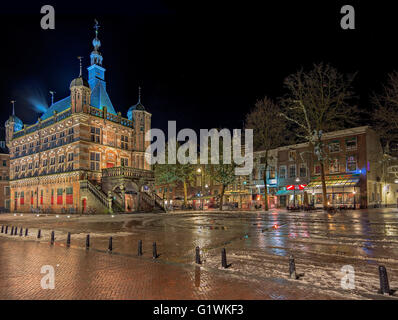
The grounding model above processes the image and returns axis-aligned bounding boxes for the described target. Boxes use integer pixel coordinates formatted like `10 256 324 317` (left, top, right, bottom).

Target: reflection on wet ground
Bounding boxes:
1 208 398 298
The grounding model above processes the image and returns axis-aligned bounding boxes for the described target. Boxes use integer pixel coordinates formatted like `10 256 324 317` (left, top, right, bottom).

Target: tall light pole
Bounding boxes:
353 190 356 209
294 177 300 207
197 167 203 210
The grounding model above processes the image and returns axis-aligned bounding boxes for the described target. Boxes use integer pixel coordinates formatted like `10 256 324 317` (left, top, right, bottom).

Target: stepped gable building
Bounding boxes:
5 22 163 214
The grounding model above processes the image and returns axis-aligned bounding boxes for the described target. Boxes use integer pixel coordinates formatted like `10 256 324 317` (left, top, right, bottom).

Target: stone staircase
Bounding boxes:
80 180 124 214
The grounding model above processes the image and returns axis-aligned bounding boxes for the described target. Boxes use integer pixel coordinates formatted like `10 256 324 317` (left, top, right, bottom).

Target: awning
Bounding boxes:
306 177 359 189
275 190 296 196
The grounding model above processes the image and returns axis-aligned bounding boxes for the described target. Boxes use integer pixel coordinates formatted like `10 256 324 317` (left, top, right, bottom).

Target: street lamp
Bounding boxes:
294 177 300 207
353 190 356 209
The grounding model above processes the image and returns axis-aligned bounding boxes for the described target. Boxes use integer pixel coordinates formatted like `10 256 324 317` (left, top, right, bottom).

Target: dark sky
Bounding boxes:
0 0 397 133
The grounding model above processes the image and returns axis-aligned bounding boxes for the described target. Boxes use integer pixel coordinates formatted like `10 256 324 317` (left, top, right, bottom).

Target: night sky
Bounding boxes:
1 1 397 134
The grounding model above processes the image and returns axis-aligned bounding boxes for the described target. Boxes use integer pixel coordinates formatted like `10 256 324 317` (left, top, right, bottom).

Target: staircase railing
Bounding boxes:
80 180 110 210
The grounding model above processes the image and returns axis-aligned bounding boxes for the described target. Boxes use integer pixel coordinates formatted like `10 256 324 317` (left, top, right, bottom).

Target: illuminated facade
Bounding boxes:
5 23 161 214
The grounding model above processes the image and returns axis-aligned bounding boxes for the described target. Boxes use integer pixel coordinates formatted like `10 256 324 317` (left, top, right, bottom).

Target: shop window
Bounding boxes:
31 191 34 205
346 155 357 172
57 188 63 205
51 189 54 205
40 190 43 205
329 141 340 153
346 137 357 151
66 187 73 204
289 165 296 178
20 191 24 205
329 159 339 173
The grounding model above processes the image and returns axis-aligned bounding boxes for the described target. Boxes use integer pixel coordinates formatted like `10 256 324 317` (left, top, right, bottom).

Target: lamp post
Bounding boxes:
197 167 203 210
353 190 356 209
294 177 300 207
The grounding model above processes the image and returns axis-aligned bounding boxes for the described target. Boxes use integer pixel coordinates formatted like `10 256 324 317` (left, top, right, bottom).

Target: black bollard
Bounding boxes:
25 228 28 237
50 231 55 245
289 255 297 279
221 248 227 268
14 227 18 236
378 265 391 295
86 234 90 249
195 246 201 264
1 225 3 233
66 232 71 247
37 229 41 239
153 242 158 259
11 226 14 236
19 227 23 236
5 226 8 234
108 237 113 252
138 240 143 256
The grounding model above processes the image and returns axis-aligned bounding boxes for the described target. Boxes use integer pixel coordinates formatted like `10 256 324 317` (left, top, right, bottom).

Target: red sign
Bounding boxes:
287 184 307 190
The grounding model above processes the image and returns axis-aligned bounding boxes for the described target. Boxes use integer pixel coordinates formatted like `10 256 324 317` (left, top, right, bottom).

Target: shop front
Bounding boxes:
276 184 306 208
305 174 360 208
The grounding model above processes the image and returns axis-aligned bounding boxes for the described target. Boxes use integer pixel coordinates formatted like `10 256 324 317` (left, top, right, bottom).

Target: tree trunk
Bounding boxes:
219 184 226 211
262 167 269 211
183 180 188 207
320 161 328 209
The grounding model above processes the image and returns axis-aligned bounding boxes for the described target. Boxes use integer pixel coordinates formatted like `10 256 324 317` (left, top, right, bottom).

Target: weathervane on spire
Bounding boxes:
49 91 56 105
10 100 15 116
94 19 100 39
77 56 83 77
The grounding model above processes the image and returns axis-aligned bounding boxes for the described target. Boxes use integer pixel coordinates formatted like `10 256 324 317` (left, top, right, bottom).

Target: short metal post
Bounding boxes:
19 227 23 236
289 255 297 279
138 240 143 256
50 231 55 245
379 265 391 295
86 234 90 249
66 232 71 247
11 226 14 235
25 228 28 237
5 226 8 234
195 246 201 264
37 229 41 239
1 225 3 233
153 242 158 259
221 248 227 268
108 236 113 252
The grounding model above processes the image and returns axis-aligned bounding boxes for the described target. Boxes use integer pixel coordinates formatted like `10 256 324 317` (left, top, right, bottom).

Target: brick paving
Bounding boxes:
0 238 338 300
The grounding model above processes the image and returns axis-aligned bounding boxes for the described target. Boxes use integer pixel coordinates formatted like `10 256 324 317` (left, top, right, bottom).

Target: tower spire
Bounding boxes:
77 56 83 77
10 100 15 116
138 86 141 103
49 91 56 105
91 19 103 66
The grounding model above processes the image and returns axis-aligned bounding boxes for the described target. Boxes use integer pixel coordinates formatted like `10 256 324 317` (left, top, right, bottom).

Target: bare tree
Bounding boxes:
372 71 398 154
280 63 358 209
245 97 288 210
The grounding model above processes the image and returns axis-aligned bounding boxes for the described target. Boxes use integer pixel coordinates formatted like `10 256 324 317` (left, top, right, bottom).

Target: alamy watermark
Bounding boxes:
145 121 253 175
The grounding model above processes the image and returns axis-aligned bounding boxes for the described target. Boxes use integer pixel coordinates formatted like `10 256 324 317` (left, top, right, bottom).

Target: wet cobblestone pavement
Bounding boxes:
1 209 398 299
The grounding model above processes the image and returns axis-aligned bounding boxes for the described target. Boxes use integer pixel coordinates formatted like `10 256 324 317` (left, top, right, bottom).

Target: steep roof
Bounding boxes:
40 96 71 121
90 80 117 115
